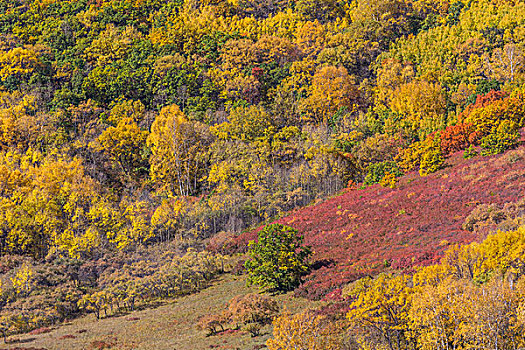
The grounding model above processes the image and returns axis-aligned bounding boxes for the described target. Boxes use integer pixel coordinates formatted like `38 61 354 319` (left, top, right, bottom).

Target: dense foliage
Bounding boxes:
1 0 525 344
343 226 525 350
0 0 524 260
245 224 311 292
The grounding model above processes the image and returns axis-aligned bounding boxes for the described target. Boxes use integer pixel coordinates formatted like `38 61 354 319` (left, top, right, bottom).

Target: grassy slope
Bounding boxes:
0 274 320 350
236 146 525 298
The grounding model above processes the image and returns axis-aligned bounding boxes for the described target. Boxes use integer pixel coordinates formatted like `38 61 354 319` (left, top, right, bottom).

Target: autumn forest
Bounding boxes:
0 0 525 348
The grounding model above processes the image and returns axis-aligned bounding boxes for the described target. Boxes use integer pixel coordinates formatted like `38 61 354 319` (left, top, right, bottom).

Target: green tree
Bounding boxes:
245 224 311 293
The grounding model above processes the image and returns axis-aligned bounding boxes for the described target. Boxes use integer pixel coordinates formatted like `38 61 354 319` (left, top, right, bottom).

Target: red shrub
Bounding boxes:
206 231 237 255
458 90 508 122
251 67 264 79
440 123 474 156
89 341 114 350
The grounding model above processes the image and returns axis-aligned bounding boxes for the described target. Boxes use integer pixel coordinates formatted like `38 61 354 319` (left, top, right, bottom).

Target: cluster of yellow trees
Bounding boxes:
0 146 155 258
267 226 525 350
347 226 525 350
0 0 524 257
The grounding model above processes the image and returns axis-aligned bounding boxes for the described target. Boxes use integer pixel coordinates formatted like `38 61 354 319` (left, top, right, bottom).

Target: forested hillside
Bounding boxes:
0 0 525 348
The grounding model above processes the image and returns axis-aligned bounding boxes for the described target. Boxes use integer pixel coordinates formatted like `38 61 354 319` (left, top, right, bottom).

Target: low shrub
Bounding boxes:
226 293 279 326
463 145 478 159
197 314 227 336
196 293 279 337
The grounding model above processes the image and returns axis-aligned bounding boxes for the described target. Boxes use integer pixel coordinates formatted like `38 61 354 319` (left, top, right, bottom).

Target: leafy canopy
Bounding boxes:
245 224 312 293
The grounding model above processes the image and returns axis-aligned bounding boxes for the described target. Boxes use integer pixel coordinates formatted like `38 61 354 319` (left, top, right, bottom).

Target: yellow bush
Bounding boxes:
267 309 343 350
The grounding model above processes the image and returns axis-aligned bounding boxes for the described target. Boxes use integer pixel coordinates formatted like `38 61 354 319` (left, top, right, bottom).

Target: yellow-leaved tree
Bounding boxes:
388 80 447 140
11 263 35 296
409 277 471 350
148 105 212 196
94 118 148 183
300 65 359 125
91 100 149 184
0 47 41 83
267 309 343 350
346 273 414 350
151 198 186 242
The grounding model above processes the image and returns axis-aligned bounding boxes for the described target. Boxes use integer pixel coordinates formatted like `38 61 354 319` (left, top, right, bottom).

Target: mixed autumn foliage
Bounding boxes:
233 146 525 300
1 0 525 259
0 0 525 347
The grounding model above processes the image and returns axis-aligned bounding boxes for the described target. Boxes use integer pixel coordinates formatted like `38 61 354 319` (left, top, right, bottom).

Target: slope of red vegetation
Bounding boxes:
233 145 525 299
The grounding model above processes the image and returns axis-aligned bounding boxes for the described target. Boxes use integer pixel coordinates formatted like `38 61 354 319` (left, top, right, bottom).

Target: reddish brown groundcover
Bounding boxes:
0 347 47 350
232 146 525 299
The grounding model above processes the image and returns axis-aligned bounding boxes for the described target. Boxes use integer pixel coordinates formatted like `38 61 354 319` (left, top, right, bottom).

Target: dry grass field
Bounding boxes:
0 274 320 350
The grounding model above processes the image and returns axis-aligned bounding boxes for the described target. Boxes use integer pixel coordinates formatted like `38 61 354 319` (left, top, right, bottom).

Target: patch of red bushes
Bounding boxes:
229 145 525 299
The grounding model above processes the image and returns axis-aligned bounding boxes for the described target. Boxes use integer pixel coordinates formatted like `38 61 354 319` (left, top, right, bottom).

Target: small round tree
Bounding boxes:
245 224 312 293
